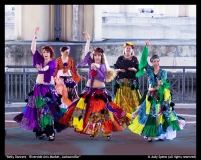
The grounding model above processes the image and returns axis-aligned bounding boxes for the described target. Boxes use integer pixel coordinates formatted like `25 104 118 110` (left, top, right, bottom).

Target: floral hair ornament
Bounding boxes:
93 47 104 54
124 42 134 49
67 46 70 52
150 55 160 62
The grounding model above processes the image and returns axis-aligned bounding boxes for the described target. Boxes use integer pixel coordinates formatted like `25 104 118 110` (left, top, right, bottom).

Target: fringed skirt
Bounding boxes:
113 78 142 113
128 88 185 139
13 84 66 136
59 86 131 136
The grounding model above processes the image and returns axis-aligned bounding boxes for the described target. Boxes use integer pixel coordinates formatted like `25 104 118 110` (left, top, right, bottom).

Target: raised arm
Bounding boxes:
31 27 40 54
136 40 150 77
83 31 90 56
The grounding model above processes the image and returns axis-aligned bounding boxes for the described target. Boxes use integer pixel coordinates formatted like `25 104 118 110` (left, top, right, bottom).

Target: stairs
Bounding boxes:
102 13 196 39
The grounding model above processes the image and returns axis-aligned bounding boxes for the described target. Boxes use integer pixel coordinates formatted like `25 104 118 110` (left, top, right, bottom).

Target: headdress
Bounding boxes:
67 46 70 52
124 42 134 49
93 47 104 54
150 54 160 62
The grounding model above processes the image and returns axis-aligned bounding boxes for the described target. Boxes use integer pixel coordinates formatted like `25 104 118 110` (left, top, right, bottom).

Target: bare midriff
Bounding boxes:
86 79 105 88
36 74 55 85
57 69 72 77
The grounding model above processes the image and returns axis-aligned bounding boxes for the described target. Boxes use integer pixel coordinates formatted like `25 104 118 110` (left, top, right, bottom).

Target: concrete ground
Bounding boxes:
5 103 196 156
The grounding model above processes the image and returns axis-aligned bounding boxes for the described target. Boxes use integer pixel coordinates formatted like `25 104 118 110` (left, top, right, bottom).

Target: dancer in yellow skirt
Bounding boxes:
113 42 142 114
128 40 185 142
59 31 131 140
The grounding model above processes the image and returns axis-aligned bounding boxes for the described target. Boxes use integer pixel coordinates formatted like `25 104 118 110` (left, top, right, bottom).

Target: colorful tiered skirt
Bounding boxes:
59 86 131 136
13 84 66 136
128 88 185 140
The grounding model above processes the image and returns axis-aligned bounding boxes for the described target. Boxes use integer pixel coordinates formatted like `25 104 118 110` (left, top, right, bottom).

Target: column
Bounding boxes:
93 5 102 41
153 5 165 15
14 5 55 41
60 5 73 41
119 5 126 13
178 5 186 17
186 5 196 17
125 5 138 13
164 5 179 17
60 5 102 41
114 5 138 14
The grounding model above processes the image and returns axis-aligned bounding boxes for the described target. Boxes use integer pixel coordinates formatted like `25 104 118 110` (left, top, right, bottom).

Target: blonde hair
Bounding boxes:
123 46 135 56
92 51 116 82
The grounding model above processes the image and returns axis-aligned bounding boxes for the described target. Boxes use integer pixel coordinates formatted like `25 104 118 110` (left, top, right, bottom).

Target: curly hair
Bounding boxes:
41 45 55 59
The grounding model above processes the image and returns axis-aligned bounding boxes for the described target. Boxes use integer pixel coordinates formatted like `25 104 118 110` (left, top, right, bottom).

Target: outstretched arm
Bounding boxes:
31 27 39 54
83 31 90 56
136 40 150 77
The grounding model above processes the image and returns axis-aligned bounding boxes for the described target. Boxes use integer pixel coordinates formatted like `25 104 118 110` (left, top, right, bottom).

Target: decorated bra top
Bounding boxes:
76 52 107 83
32 50 56 83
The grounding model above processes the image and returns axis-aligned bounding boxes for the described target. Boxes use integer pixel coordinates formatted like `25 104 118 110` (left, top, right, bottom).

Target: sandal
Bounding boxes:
38 134 46 140
107 136 112 141
48 133 55 141
147 137 152 142
89 135 94 140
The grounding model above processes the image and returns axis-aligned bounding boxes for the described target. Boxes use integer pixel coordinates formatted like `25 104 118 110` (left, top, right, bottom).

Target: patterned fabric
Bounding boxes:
146 64 167 87
114 55 139 80
128 91 185 138
113 78 142 114
54 57 81 83
58 87 130 136
76 52 107 83
128 46 185 139
55 76 79 107
113 55 142 122
13 84 65 136
33 50 56 83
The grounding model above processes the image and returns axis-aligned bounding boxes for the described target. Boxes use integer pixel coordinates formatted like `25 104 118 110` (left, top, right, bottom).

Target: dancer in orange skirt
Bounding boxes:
54 46 86 112
58 31 131 140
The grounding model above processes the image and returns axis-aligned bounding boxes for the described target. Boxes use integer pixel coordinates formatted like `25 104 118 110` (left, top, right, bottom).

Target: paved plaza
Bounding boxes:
5 103 196 156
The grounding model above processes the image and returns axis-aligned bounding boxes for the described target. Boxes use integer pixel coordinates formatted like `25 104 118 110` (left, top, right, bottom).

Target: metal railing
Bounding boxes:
5 65 196 104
